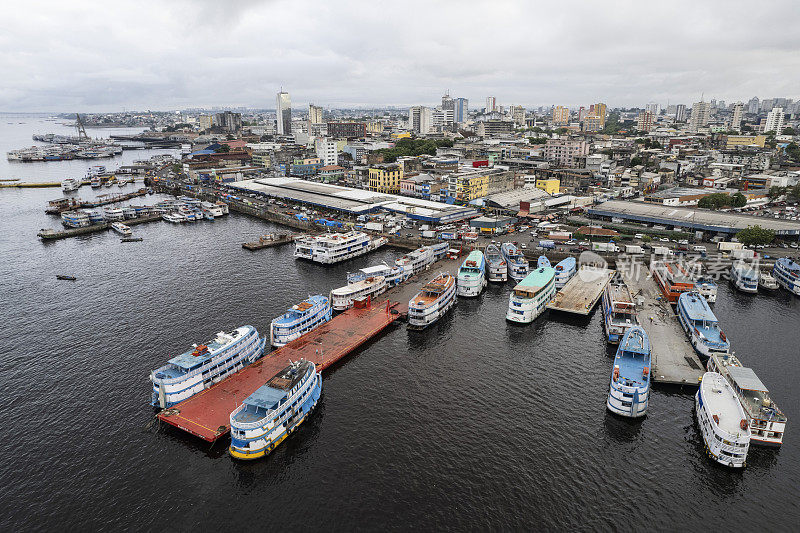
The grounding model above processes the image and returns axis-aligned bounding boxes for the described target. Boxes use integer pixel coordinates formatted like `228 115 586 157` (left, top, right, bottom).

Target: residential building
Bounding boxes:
308 104 323 125
689 101 711 130
408 106 432 134
327 122 367 138
636 111 655 132
315 137 338 166
290 157 322 178
454 98 468 124
486 96 497 113
317 165 345 183
511 105 526 126
431 108 455 131
368 164 404 193
552 106 570 126
675 104 687 122
645 102 660 115
543 139 589 168
535 178 560 195
583 115 603 132
448 171 490 202
441 92 455 112
730 102 743 132
212 111 242 133
197 115 213 132
366 121 384 134
476 120 515 137
726 135 767 149
276 90 291 135
764 107 785 133
590 103 607 128
747 97 760 114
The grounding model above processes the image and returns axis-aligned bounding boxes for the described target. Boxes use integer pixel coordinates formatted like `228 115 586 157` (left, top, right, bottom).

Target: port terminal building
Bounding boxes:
229 177 479 224
587 200 800 237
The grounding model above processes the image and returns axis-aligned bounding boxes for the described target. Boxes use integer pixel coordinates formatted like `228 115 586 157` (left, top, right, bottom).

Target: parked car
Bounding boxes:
634 233 644 239
565 239 576 245
659 237 670 242
578 241 590 246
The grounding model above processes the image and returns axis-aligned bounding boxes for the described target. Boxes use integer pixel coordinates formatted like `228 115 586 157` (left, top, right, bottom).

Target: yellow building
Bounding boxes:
450 171 490 202
391 132 412 139
535 178 560 195
368 164 403 193
367 121 384 134
552 106 570 126
726 135 767 148
590 103 607 128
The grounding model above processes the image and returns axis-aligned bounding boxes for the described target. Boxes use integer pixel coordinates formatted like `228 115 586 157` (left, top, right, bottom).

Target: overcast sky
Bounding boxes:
2 0 799 112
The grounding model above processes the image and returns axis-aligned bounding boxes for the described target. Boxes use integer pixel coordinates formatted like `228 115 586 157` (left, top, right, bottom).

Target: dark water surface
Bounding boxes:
1 116 799 531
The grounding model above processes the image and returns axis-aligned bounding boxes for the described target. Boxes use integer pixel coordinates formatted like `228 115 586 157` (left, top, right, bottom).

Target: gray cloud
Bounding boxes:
2 0 799 111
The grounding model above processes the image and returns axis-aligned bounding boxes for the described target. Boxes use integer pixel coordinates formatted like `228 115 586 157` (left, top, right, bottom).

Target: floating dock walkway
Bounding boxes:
157 301 403 442
37 214 162 240
547 267 615 315
621 269 704 386
242 234 295 250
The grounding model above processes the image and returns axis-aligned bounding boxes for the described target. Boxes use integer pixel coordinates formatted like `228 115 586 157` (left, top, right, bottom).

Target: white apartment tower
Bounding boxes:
308 104 323 125
764 108 784 133
315 138 338 166
689 101 711 130
276 90 291 135
486 96 497 113
408 106 432 134
730 102 743 132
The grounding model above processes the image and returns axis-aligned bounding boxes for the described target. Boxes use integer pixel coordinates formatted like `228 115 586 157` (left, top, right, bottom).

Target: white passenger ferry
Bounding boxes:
554 257 577 289
111 222 132 236
61 178 80 192
103 207 125 221
601 274 638 343
294 231 387 264
347 262 410 287
150 325 266 408
677 292 730 359
484 244 507 282
694 277 718 303
201 201 225 219
395 246 435 275
501 242 529 282
506 265 556 324
61 210 90 228
330 276 387 311
270 295 332 347
707 353 787 447
407 273 457 329
695 372 750 468
606 326 650 418
772 257 800 295
758 271 779 291
456 251 487 297
730 261 759 293
229 359 321 460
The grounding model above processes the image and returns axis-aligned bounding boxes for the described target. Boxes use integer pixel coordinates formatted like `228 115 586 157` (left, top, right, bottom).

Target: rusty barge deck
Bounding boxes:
157 301 402 442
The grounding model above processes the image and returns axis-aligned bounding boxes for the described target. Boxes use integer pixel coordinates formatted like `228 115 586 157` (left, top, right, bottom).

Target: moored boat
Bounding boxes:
758 271 779 291
484 244 507 282
162 212 185 223
707 353 787 447
730 261 759 293
506 265 556 324
229 359 321 460
395 246 435 275
601 274 638 343
772 257 800 295
695 372 750 468
330 276 387 311
500 242 529 282
103 207 124 221
270 295 332 347
110 221 132 236
677 291 730 359
554 256 577 289
456 250 487 297
150 325 266 408
61 210 90 228
694 277 718 304
652 260 695 303
294 231 387 264
407 273 457 329
347 262 410 287
61 178 80 192
606 326 651 418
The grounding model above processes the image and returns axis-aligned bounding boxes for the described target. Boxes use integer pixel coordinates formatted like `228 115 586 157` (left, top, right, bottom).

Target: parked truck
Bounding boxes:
717 241 744 251
421 230 436 239
652 246 673 257
624 244 644 255
731 248 757 260
592 242 620 253
364 222 384 232
538 240 556 250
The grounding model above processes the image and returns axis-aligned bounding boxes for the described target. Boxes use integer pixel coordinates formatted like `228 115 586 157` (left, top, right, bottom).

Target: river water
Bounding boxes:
1 114 798 531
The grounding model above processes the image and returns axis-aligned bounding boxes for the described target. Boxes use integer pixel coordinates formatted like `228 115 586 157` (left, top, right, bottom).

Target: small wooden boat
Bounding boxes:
121 237 143 242
56 275 77 281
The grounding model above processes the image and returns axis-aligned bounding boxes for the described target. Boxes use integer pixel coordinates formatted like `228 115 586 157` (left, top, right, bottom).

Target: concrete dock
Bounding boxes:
622 268 704 387
37 214 162 240
547 267 615 315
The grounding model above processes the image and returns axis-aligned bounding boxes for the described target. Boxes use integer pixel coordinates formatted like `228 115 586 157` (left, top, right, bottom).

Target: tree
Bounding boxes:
528 137 548 144
731 192 747 208
531 126 543 133
216 144 230 153
555 127 568 135
698 192 732 209
781 126 797 136
736 225 775 246
641 234 652 242
768 186 786 200
630 156 643 166
740 124 753 132
785 142 800 162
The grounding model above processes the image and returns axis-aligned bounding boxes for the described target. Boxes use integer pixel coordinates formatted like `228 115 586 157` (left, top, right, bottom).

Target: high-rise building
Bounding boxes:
276 90 291 135
675 104 687 122
315 137 338 166
442 92 455 111
431 108 455 131
645 102 660 115
327 122 367 138
764 107 785 133
212 111 241 133
583 116 602 132
636 111 655 132
486 96 497 113
689 101 711 130
589 103 607 128
717 100 726 109
730 102 744 132
408 106 432 134
747 97 760 114
552 106 570 126
511 105 526 126
308 104 323 125
454 98 468 124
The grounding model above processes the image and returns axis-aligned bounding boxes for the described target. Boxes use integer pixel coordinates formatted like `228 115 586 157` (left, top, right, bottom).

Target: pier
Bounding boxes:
547 267 614 315
621 269 704 387
0 180 61 188
242 233 295 250
157 301 403 442
37 214 162 240
45 189 149 214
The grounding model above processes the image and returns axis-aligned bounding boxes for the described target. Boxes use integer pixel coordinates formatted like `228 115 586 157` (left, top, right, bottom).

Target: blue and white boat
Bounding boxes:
150 325 266 408
730 261 759 293
601 275 638 343
537 255 551 268
696 372 750 468
607 326 651 418
427 242 449 261
60 210 90 228
270 295 332 347
501 242 529 282
347 262 410 287
396 246 435 275
677 291 730 359
506 265 556 323
485 244 507 282
773 257 800 296
695 277 718 304
457 250 487 297
554 257 577 289
229 359 321 460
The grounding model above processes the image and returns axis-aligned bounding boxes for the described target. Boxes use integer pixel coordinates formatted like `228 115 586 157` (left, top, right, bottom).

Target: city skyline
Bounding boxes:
2 0 799 112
